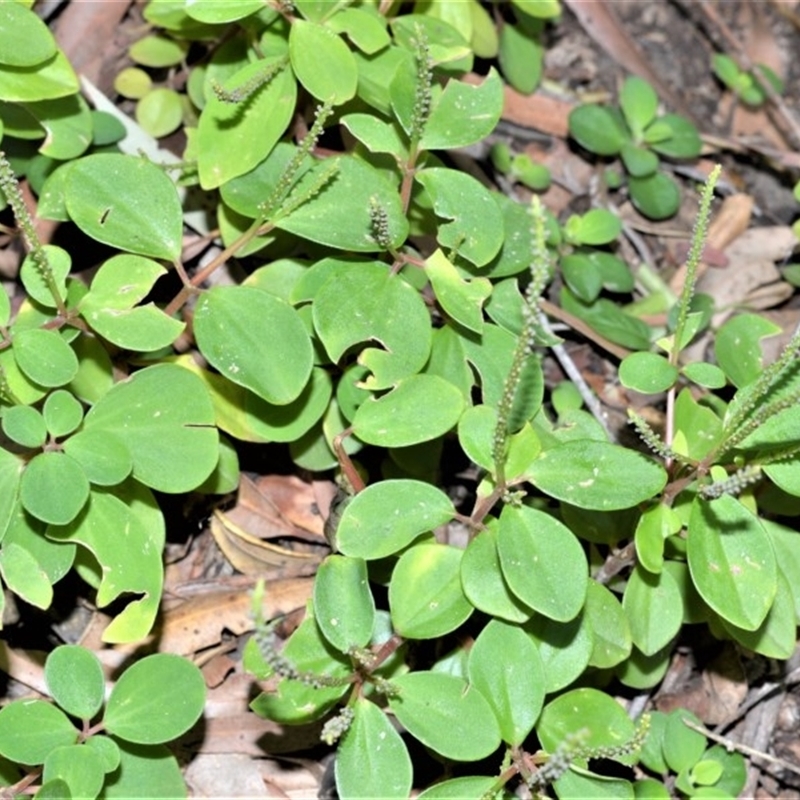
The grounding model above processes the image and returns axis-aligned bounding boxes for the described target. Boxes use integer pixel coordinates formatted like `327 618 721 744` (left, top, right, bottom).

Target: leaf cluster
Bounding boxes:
568 76 702 219
0 645 205 799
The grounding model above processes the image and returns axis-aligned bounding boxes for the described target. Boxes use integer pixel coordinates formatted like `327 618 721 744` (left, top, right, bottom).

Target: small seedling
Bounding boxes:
712 53 784 107
569 76 702 218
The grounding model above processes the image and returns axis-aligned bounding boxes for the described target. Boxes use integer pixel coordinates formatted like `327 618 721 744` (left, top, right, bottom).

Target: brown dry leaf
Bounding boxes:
700 645 749 726
185 753 269 799
155 577 313 655
210 474 330 577
697 225 797 326
202 671 324 756
502 87 571 137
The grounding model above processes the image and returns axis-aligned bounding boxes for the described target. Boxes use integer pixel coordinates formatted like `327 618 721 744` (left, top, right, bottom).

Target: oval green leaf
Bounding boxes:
336 479 454 560
65 154 183 260
353 375 464 447
529 440 667 510
336 699 412 800
0 3 56 67
194 285 313 406
43 745 104 800
13 328 78 388
313 555 375 652
45 645 105 720
104 654 206 744
622 565 683 656
468 620 545 746
20 452 89 526
389 543 472 639
687 495 777 631
0 700 76 764
290 20 357 104
498 504 587 622
619 351 679 394
389 672 501 761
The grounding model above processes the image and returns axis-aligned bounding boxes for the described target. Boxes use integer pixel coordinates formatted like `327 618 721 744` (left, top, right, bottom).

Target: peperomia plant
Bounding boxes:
0 645 205 798
1 1 799 799
568 75 702 219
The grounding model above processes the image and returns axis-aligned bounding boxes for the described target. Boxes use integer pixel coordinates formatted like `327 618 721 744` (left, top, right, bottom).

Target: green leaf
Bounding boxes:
620 76 658 139
681 362 727 390
289 20 357 104
420 69 503 150
569 104 628 156
80 255 184 351
620 142 659 177
389 672 501 761
327 8 391 55
276 155 408 251
672 388 722 461
336 699 412 800
197 57 296 189
461 526 532 623
560 253 603 302
43 745 104 800
622 566 683 655
649 114 702 159
135 88 183 139
634 503 681 574
0 50 79 102
714 313 780 388
183 0 265 23
65 154 183 260
663 709 705 773
498 504 587 622
13 328 78 388
2 404 47 448
687 495 777 631
0 3 56 67
340 113 407 157
26 95 93 160
3 498 73 585
100 742 186 799
313 555 375 651
129 34 188 68
560 288 653 351
721 569 796 658
619 351 679 393
511 0 561 18
556 769 634 800
104 654 205 744
21 452 89 526
0 540 52 609
63 429 132 487
352 374 465 447
390 543 472 638
538 687 635 754
424 249 491 333
628 172 681 220
584 580 632 668
45 645 105 720
313 261 430 390
701 746 746 797
336 479 453 559
82 364 218 494
47 486 164 643
20 246 68 309
498 18 543 94
42 389 83 439
468 620 545 746
415 168 504 267
529 440 667 510
417 776 500 800
563 208 622 246
194 285 313 406
85 735 120 774
0 700 76 764
526 612 594 693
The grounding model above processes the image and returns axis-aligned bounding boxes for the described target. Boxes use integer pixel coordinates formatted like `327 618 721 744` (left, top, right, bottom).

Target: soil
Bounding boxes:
6 1 800 798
